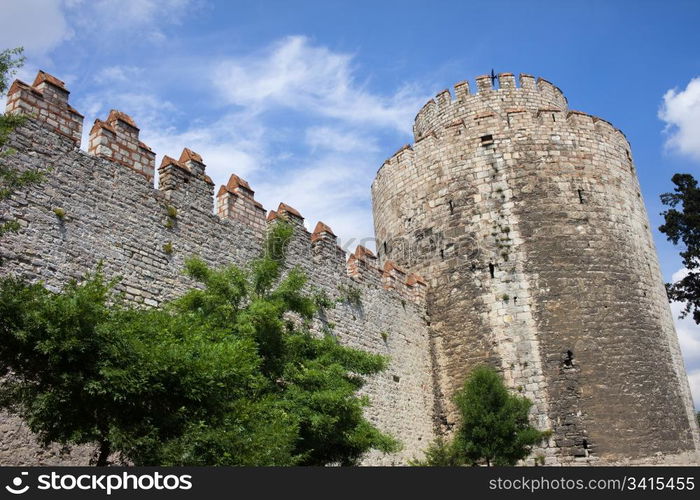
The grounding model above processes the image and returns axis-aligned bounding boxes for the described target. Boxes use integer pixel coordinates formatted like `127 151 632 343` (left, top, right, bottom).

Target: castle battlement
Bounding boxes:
378 76 632 184
412 72 568 141
1 71 430 306
2 68 698 467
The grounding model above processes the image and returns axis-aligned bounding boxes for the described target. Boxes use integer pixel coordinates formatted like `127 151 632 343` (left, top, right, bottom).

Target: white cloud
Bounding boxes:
213 36 426 133
305 126 379 154
254 154 375 251
672 267 690 283
66 0 196 42
659 77 700 161
69 36 425 252
93 66 144 85
0 1 72 57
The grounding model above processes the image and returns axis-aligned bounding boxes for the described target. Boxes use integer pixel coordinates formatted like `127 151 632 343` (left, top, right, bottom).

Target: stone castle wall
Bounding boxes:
0 73 434 465
371 72 700 465
2 69 699 467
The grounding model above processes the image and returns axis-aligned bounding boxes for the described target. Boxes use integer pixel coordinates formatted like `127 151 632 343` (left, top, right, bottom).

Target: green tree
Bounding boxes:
413 366 548 466
0 221 397 466
659 173 700 323
452 366 548 466
0 47 44 238
408 436 460 466
0 268 267 466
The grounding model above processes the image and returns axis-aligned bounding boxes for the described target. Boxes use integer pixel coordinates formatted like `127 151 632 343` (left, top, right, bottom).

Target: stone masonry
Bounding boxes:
372 72 700 465
0 71 433 465
0 70 698 465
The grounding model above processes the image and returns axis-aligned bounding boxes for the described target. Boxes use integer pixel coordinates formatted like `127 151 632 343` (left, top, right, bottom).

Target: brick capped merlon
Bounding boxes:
347 244 381 283
354 245 377 262
311 221 336 243
158 149 214 214
406 273 428 304
88 110 156 181
5 70 83 146
277 202 303 220
216 173 266 238
382 260 408 294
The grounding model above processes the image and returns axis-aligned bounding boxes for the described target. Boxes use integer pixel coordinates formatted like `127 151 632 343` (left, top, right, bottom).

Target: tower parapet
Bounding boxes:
411 72 567 142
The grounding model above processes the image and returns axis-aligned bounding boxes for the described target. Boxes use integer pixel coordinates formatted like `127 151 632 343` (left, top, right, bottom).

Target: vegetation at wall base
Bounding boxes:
411 366 549 466
0 221 397 465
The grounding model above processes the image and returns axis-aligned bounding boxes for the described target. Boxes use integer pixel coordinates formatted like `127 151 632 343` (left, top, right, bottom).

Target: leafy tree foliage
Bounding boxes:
660 173 700 323
452 366 548 466
413 366 548 466
408 436 460 466
0 221 397 465
0 47 44 238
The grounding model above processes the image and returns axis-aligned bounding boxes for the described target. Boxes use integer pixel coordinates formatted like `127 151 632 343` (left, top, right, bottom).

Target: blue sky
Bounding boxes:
2 0 700 406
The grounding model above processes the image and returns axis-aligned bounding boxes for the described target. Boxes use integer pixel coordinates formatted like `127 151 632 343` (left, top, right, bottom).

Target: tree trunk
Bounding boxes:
96 440 111 467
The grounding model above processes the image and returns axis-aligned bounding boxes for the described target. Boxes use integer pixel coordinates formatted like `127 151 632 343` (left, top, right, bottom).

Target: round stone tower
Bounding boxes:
371 72 700 464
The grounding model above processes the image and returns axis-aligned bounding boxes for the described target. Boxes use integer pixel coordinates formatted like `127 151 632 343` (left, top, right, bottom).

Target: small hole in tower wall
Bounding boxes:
383 241 388 254
448 200 454 214
552 113 556 122
563 350 574 367
440 249 444 260
577 189 585 204
481 134 494 146
489 262 495 278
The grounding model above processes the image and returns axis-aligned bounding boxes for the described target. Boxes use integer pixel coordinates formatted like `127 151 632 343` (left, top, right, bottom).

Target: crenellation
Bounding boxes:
0 109 434 466
1 67 698 467
158 149 214 214
436 88 452 108
5 71 83 146
216 174 266 238
498 72 516 90
453 80 470 100
31 71 69 105
519 73 536 90
566 110 596 129
88 110 156 181
475 74 493 93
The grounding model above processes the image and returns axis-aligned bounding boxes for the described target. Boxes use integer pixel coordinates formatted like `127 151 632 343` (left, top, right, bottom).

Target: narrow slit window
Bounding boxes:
577 189 585 204
552 113 556 122
383 241 388 254
488 262 495 278
448 200 454 214
480 134 494 146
